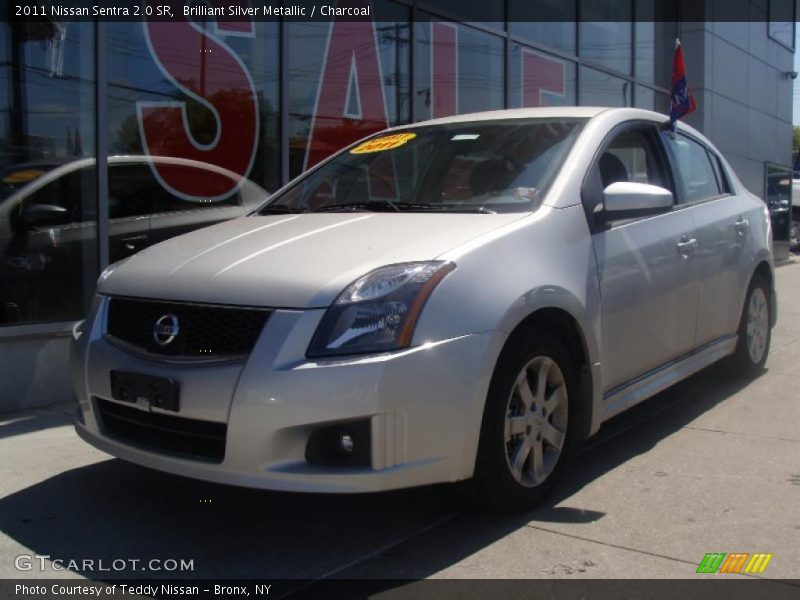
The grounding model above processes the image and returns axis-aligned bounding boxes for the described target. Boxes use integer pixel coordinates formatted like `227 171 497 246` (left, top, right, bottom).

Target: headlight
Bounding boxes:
307 261 455 358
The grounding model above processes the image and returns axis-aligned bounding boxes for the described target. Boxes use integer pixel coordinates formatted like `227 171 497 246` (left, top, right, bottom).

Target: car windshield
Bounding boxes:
256 118 586 214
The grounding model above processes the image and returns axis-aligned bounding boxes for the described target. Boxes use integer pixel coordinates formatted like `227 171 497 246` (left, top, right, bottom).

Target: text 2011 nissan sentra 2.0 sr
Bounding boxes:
71 107 775 511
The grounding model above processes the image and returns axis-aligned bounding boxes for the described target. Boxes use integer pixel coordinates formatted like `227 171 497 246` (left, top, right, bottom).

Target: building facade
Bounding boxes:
0 1 795 410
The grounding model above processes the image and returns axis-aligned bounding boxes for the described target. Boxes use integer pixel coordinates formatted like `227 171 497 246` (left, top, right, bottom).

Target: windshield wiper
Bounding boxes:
256 205 303 215
312 201 400 213
260 201 498 214
395 202 498 214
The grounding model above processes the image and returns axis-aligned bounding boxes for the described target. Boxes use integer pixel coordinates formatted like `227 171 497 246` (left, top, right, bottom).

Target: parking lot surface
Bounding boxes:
1 261 799 584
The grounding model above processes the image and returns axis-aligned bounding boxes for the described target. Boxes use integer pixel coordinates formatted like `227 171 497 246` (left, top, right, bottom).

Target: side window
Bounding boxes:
582 125 673 226
708 152 731 195
600 129 669 189
663 134 722 203
18 168 93 224
109 164 156 219
108 163 242 219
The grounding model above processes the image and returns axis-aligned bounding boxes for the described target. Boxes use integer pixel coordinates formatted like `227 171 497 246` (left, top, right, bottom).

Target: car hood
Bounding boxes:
98 212 526 308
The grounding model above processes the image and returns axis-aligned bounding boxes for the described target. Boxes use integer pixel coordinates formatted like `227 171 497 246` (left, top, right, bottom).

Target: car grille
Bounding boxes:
105 297 270 359
96 398 227 462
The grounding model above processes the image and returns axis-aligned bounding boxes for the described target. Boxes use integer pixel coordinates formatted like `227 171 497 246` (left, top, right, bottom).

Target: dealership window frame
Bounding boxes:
1 0 677 337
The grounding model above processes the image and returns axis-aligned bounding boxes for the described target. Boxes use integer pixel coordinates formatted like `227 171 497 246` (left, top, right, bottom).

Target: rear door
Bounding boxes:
146 165 245 245
662 132 759 347
108 163 245 256
588 122 700 393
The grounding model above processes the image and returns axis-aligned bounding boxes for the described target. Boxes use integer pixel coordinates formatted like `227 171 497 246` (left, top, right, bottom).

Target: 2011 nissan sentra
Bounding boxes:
71 107 775 511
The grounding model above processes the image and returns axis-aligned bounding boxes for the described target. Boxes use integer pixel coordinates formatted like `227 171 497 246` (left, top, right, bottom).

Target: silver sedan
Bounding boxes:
71 107 775 511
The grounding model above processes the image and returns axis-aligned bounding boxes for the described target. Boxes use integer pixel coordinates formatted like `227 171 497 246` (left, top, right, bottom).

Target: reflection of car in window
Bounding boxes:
72 108 777 512
0 156 268 325
0 161 62 202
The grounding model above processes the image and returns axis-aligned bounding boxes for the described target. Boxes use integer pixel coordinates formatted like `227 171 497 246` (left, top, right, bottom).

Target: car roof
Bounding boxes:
388 105 718 155
392 106 617 128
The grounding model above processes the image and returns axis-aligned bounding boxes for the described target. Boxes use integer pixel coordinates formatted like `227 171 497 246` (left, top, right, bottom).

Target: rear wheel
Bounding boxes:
470 333 576 512
728 274 771 376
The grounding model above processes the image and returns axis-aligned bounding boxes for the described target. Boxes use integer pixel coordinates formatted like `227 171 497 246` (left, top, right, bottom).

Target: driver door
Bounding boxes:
588 123 700 394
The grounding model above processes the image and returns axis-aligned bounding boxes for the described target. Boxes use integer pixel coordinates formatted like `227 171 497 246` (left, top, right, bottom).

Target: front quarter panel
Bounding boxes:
414 203 602 452
416 205 600 356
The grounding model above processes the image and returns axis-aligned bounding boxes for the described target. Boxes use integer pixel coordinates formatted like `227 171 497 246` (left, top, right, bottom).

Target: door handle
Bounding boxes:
677 236 697 257
121 234 148 251
735 217 749 235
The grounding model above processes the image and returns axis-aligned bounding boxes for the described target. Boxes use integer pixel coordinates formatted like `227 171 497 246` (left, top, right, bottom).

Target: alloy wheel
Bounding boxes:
746 287 769 364
504 356 568 487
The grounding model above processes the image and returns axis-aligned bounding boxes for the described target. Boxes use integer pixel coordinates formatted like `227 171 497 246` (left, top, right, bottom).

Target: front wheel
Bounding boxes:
728 274 771 377
469 333 576 512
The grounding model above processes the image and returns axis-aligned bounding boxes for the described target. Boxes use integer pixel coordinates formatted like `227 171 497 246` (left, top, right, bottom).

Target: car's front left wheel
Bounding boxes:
469 332 576 512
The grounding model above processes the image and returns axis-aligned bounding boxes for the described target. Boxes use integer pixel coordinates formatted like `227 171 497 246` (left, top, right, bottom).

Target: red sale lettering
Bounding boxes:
305 5 389 170
138 0 258 200
431 22 458 119
521 48 566 107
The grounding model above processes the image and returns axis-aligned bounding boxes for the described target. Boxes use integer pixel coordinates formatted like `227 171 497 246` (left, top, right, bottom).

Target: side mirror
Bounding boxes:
20 204 70 228
602 182 674 217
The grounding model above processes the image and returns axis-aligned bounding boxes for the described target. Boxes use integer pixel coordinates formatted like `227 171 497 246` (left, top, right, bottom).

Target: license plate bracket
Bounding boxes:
110 370 180 412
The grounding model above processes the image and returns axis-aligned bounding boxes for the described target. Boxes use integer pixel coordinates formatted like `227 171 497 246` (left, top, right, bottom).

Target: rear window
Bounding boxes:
664 134 723 203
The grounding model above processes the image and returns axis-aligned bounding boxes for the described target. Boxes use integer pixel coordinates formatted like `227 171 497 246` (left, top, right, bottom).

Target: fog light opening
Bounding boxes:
305 420 371 467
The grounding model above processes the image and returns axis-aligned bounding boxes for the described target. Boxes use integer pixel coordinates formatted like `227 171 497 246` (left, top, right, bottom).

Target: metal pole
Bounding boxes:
95 19 109 272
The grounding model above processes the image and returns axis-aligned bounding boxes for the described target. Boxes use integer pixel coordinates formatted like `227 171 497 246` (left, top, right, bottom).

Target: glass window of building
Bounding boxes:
580 66 631 107
108 18 280 196
414 20 504 121
579 1 633 74
105 17 279 275
1 21 97 326
288 1 411 179
635 24 677 88
508 45 577 108
509 1 577 55
634 85 669 114
421 0 504 30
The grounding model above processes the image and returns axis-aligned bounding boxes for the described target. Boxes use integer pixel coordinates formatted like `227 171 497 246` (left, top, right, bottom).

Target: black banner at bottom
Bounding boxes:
3 579 800 600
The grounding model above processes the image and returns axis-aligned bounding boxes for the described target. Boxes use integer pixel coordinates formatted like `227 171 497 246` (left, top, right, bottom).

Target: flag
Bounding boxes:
669 39 697 128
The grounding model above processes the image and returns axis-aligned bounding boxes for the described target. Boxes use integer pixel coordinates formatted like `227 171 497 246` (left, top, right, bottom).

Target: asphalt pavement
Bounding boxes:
1 260 799 586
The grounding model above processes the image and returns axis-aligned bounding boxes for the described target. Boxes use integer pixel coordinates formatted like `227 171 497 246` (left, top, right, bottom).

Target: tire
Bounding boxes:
791 220 800 250
469 332 577 512
728 274 771 377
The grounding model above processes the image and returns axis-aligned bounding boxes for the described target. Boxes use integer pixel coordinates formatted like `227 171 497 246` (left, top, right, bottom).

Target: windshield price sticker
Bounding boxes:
350 133 417 154
3 169 45 184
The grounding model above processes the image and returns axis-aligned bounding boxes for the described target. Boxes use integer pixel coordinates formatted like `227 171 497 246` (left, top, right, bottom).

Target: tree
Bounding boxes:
793 126 800 159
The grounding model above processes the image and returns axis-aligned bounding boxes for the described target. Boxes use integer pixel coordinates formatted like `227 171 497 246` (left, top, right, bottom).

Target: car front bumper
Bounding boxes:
71 297 505 493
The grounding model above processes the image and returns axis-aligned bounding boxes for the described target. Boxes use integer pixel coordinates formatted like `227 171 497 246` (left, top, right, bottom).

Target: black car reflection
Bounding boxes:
0 156 268 325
